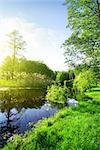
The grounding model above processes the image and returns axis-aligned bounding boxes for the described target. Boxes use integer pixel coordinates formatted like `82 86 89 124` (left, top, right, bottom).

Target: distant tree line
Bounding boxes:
0 56 54 80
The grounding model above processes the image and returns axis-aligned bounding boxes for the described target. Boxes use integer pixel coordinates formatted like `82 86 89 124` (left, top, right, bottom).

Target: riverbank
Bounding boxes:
2 87 100 150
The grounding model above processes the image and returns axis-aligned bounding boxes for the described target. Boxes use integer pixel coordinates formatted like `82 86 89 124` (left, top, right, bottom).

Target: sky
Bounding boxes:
0 0 71 71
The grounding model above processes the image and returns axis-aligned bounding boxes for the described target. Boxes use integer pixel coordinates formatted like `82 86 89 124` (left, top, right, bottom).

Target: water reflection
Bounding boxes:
0 88 58 147
0 89 45 112
0 108 20 147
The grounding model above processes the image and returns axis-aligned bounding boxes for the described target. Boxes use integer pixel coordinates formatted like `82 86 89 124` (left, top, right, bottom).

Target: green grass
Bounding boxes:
85 86 100 101
2 87 100 150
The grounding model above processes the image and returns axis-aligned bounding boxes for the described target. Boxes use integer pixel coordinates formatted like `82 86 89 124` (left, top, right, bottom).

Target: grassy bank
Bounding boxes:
2 87 100 150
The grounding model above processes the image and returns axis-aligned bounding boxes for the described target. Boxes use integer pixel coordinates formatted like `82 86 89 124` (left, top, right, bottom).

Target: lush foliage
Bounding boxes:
3 88 100 150
0 2 100 149
64 0 100 67
73 69 96 94
0 56 54 88
74 63 89 76
55 70 75 85
45 84 67 103
54 70 75 98
0 56 54 79
55 71 69 85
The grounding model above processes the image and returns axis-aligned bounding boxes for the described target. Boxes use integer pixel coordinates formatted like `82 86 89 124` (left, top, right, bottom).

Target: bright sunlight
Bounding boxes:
0 0 99 149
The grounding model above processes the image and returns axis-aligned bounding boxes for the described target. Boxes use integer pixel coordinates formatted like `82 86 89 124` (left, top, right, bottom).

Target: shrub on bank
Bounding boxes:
73 69 96 94
45 84 67 104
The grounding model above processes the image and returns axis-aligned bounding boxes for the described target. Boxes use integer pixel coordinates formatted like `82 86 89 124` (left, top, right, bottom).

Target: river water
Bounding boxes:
0 88 59 148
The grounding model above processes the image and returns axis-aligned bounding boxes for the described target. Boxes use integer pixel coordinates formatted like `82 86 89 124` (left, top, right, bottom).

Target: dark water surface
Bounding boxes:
0 88 58 147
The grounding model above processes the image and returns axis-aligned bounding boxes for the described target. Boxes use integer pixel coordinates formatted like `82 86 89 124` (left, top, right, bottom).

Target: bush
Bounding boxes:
45 84 67 104
73 69 96 94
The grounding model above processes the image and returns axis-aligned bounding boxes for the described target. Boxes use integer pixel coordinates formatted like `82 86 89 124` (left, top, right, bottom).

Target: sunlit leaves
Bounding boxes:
64 0 100 67
73 69 96 93
46 84 67 103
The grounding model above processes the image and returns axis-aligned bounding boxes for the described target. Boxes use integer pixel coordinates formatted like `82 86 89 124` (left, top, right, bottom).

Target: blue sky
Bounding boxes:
0 0 71 70
0 0 67 30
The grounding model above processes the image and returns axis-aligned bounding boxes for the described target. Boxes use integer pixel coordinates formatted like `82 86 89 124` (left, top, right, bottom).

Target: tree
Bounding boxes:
73 69 96 94
1 56 15 80
8 30 26 79
17 59 55 79
56 71 69 85
64 0 100 68
1 56 54 80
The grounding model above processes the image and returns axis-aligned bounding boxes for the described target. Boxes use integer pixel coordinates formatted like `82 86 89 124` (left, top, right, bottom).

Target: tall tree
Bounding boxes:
64 0 100 67
8 30 26 79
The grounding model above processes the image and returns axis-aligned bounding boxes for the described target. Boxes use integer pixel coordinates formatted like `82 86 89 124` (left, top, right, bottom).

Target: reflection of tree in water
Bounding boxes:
0 108 20 148
0 88 46 147
0 91 21 148
0 89 46 111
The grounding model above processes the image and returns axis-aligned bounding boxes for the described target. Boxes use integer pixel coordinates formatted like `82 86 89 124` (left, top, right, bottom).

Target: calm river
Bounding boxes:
0 88 59 147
